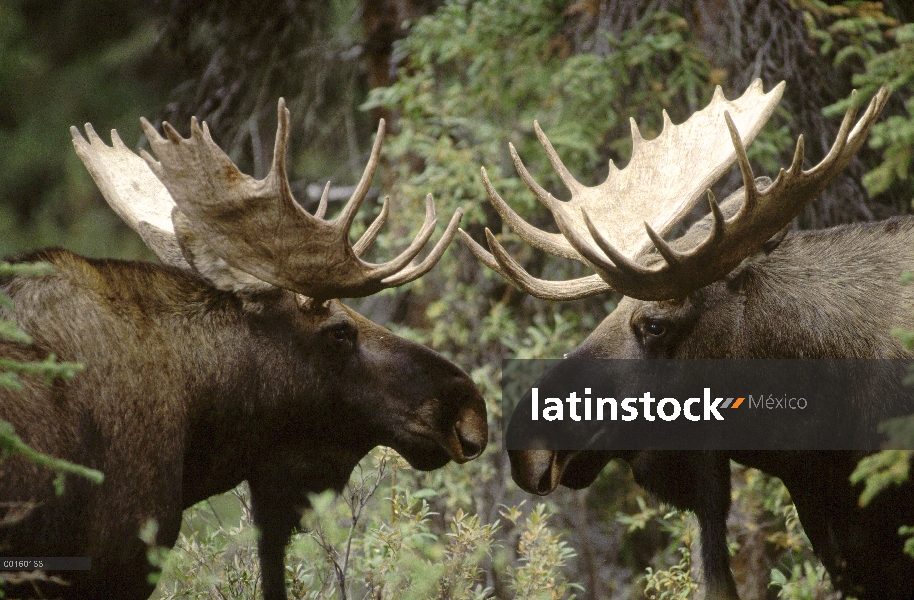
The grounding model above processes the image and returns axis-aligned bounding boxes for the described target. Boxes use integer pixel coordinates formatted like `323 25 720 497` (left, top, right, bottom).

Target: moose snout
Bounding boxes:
451 395 487 462
510 449 562 495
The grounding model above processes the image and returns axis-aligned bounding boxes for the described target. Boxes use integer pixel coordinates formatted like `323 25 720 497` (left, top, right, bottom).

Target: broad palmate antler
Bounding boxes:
462 80 890 301
72 99 461 301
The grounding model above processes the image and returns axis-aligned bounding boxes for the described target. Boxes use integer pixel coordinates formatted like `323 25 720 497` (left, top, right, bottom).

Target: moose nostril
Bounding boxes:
453 397 488 460
455 425 483 459
536 465 554 495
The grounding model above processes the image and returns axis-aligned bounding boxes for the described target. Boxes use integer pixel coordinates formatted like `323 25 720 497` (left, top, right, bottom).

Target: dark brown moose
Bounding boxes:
464 81 914 600
0 101 487 600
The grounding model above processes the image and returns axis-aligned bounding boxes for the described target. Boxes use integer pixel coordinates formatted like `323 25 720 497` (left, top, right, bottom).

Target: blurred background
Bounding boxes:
2 0 913 598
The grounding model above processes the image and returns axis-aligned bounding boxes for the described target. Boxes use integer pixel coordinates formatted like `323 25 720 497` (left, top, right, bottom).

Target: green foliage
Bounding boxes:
850 449 912 506
0 420 102 494
6 0 914 597
622 506 698 600
0 0 167 258
0 261 97 495
0 259 99 594
642 544 698 600
769 561 837 600
156 450 578 599
801 0 914 199
505 503 580 600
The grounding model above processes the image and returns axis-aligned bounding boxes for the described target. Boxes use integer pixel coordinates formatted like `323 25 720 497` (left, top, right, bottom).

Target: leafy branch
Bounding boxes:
0 260 101 496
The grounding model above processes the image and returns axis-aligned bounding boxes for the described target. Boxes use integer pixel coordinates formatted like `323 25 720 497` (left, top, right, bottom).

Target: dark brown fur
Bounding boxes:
511 215 914 600
0 249 487 600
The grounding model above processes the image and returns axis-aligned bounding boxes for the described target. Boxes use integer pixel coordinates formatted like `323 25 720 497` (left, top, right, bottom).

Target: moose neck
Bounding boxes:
4 250 371 507
695 217 914 360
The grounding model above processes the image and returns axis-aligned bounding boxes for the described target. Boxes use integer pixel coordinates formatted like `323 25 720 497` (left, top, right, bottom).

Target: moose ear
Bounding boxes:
722 176 793 290
172 208 275 295
726 222 791 291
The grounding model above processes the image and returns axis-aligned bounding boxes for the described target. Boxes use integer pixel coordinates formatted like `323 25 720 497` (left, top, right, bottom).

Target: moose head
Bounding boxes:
1 101 486 600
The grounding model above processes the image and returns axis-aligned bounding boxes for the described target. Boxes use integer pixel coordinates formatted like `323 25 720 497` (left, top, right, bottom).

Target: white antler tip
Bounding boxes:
630 118 644 146
111 129 126 149
83 123 102 144
769 80 787 103
201 120 214 143
190 117 204 139
508 142 522 163
162 121 183 143
140 117 160 142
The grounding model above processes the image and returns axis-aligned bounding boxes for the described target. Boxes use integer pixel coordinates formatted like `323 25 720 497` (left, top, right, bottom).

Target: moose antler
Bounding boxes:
71 124 192 271
463 81 890 301
73 99 462 301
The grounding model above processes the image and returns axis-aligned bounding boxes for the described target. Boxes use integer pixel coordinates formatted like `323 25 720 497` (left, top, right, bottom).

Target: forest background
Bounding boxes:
1 0 913 598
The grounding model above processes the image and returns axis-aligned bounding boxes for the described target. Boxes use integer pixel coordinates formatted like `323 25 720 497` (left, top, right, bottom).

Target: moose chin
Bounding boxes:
465 81 914 600
0 101 487 600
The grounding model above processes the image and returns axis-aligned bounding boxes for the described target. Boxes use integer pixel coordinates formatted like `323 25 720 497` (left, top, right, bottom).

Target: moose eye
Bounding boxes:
645 321 666 337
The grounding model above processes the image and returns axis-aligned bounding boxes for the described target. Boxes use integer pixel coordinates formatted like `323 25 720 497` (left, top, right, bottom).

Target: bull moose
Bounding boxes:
0 101 487 600
463 81 914 599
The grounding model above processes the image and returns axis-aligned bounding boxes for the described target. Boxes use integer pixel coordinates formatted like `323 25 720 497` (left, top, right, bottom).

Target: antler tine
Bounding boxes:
575 208 651 276
336 119 385 233
533 121 586 195
266 99 294 206
353 195 390 257
314 181 330 219
706 190 726 244
787 135 805 176
510 142 554 209
464 80 788 301
459 228 507 274
484 229 613 301
602 84 891 301
725 111 759 216
365 194 438 279
382 208 463 286
458 226 611 300
465 82 886 302
643 221 682 268
481 167 581 262
70 122 189 270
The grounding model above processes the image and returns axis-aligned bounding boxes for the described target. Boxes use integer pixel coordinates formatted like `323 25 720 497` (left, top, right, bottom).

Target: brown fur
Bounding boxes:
511 215 914 600
0 248 487 600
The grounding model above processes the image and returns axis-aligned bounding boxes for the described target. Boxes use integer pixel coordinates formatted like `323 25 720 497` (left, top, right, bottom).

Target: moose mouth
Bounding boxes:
396 400 488 471
510 449 614 495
